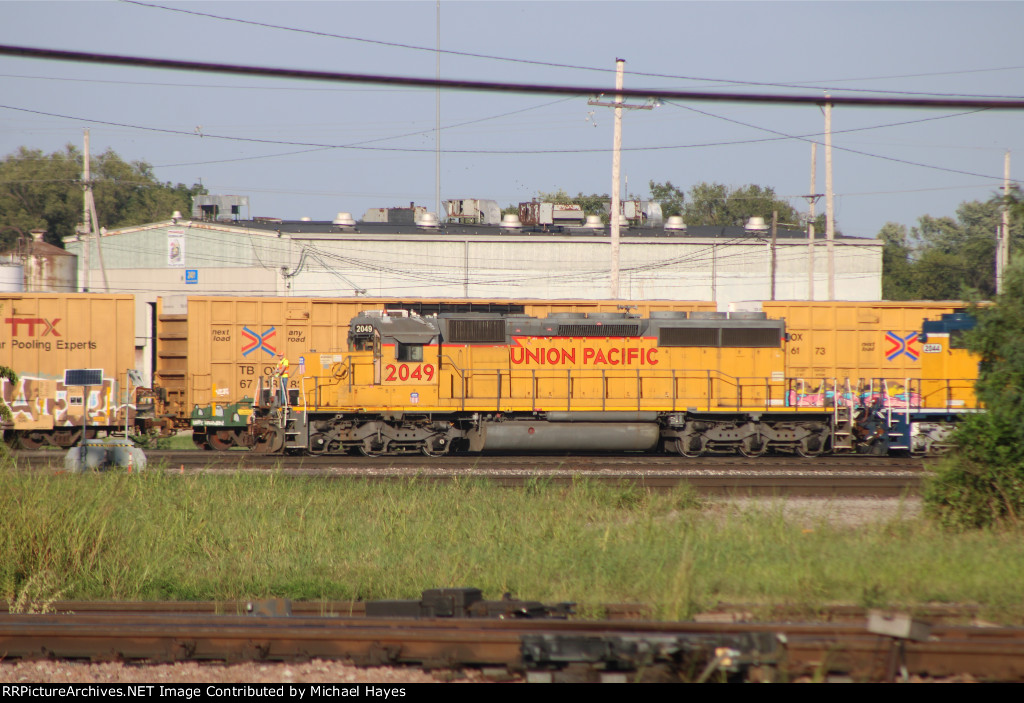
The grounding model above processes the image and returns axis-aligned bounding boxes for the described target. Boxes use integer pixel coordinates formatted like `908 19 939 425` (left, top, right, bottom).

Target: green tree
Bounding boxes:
924 258 1024 529
0 145 206 249
648 180 685 217
877 194 1021 301
877 222 916 300
912 202 1001 297
681 182 802 229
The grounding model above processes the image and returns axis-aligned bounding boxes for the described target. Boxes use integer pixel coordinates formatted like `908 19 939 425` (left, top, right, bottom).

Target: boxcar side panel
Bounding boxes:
0 294 136 434
763 301 963 382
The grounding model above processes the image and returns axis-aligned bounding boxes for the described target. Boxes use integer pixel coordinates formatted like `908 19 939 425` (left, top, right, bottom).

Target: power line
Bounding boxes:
2 102 1020 187
119 1 1024 100
149 96 579 168
665 101 1019 183
2 44 1022 110
0 72 405 92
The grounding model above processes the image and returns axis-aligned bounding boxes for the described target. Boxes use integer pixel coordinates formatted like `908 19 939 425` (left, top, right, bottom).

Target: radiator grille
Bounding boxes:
557 324 640 337
658 327 719 347
446 319 506 343
721 327 781 348
659 326 781 347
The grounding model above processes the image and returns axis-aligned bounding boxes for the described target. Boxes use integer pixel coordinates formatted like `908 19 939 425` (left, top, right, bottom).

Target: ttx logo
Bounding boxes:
6 318 61 337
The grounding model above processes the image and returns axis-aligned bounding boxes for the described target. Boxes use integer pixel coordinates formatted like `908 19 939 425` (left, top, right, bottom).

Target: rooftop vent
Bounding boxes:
332 212 356 227
416 212 440 229
664 215 687 231
584 215 604 229
745 216 769 233
500 213 523 230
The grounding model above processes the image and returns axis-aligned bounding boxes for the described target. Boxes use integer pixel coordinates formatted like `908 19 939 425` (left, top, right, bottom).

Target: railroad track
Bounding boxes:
1 606 1021 682
3 599 996 625
13 452 925 496
15 450 926 470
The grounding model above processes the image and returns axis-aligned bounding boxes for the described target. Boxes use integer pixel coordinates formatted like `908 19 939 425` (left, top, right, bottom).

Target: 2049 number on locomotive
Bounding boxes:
383 363 435 384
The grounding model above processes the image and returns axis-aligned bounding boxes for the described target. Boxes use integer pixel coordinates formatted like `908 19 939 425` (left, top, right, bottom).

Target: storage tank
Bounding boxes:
0 264 24 292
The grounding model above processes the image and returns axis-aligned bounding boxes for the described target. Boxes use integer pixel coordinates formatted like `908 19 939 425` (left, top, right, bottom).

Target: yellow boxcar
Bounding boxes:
0 293 137 448
762 300 965 385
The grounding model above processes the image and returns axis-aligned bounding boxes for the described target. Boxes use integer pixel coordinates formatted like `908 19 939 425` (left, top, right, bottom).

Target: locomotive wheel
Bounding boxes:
795 436 825 458
421 437 450 457
358 443 385 458
738 437 767 458
308 433 332 455
193 433 212 450
17 431 48 450
253 427 284 454
675 436 705 458
208 430 237 452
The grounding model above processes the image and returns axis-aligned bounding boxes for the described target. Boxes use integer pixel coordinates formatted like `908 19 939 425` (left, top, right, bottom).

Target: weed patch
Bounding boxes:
2 470 1023 621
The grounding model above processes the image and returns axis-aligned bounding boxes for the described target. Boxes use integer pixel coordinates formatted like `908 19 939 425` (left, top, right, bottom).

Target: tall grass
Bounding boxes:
3 465 1024 622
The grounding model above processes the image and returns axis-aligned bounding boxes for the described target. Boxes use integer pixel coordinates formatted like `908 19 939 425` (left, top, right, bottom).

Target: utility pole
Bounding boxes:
610 58 624 299
770 210 778 301
435 0 442 222
588 59 653 298
805 142 822 301
824 96 835 300
80 129 109 293
997 150 1011 294
81 129 91 292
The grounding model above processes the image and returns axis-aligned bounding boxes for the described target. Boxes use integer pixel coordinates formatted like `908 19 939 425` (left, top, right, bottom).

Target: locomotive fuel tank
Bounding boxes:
468 420 662 452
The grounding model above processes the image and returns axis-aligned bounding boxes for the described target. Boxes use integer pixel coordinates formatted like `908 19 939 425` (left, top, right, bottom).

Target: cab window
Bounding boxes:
397 343 424 362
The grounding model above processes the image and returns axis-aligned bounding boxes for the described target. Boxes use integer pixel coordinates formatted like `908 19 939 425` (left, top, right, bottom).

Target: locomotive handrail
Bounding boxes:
423 365 785 413
917 376 981 411
439 354 468 411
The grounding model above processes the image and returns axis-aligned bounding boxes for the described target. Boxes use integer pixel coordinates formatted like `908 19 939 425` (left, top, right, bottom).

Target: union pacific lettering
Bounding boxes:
510 340 659 366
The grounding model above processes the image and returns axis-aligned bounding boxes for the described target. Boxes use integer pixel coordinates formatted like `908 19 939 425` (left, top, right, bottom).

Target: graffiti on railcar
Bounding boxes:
787 377 922 410
0 375 126 426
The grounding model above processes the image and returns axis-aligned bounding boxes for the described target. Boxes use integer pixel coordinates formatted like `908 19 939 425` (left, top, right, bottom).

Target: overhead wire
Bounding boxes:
2 44 1021 110
2 40 1018 262
119 0 1024 100
664 100 1015 183
0 45 1019 184
2 101 1019 189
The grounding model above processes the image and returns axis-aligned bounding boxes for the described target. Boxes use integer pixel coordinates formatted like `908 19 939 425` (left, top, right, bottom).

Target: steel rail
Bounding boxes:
3 600 994 625
2 612 1023 681
12 453 923 495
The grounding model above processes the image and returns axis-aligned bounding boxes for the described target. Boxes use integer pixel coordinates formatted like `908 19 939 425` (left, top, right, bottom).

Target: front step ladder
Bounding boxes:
831 378 856 452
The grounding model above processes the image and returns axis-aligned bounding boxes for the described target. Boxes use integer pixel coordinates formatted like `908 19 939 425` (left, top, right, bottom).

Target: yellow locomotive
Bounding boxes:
248 308 970 457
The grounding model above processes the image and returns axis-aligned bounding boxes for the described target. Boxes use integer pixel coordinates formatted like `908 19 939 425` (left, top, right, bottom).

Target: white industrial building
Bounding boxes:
64 206 880 304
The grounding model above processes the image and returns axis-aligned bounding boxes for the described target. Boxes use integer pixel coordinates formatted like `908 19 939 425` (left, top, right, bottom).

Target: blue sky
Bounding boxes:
1 1 1021 238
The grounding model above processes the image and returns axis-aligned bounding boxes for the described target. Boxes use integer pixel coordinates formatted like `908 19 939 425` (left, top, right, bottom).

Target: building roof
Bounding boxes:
209 218 861 242
0 238 76 258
